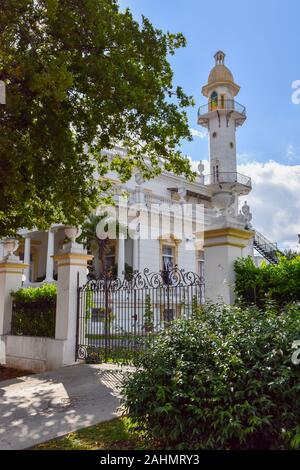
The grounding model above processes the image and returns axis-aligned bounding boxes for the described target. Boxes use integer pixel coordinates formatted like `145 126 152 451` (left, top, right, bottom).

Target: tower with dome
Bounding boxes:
198 51 251 215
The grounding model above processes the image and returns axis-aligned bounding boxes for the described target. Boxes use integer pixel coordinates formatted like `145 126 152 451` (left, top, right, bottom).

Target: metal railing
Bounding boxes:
254 230 278 254
204 172 251 188
253 230 282 264
198 99 246 117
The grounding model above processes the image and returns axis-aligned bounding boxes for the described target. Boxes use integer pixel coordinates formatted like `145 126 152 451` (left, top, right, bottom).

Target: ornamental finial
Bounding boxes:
214 50 226 65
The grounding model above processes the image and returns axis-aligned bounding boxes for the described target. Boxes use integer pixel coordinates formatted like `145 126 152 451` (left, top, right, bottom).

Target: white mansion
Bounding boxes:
1 51 283 372
0 51 277 303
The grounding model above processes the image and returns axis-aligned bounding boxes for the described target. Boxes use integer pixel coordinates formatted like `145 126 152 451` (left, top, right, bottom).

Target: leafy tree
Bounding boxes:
0 0 195 237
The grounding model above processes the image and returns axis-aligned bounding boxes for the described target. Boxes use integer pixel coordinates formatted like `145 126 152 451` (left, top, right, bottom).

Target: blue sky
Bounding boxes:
120 0 300 164
119 0 300 249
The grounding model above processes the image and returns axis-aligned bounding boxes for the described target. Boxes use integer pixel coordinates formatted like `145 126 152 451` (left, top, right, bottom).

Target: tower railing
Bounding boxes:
253 230 283 264
204 172 251 188
198 99 246 117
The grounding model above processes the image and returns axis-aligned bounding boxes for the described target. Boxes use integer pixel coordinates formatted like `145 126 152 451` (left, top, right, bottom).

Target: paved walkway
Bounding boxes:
0 363 133 450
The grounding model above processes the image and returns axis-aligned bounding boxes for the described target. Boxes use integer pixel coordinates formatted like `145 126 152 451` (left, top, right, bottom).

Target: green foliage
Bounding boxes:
121 302 300 449
234 256 300 307
191 295 200 315
0 0 195 236
124 263 133 281
11 284 56 337
11 283 57 302
283 249 300 260
143 294 154 332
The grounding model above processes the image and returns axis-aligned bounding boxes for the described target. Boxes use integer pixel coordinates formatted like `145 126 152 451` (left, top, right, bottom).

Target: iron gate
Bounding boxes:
76 266 204 364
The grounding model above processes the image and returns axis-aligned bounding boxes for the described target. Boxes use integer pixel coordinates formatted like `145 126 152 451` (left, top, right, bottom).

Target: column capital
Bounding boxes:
53 252 93 268
204 227 254 248
0 260 29 273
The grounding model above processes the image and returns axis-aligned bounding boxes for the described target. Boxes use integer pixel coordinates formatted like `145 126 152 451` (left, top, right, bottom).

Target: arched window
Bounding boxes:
210 91 218 111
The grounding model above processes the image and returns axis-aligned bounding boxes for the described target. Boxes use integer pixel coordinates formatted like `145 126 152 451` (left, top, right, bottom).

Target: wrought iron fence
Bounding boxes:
76 266 205 364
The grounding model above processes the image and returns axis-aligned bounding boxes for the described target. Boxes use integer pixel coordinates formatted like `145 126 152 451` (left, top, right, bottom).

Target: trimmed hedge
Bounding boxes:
11 284 57 337
121 302 300 449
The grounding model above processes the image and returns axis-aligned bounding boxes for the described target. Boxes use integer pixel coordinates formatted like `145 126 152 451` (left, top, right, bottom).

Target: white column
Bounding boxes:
132 237 139 272
45 229 55 282
23 236 31 283
0 240 4 260
117 237 125 278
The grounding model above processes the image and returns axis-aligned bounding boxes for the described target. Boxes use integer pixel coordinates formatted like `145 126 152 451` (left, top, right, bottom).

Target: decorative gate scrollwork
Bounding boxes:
76 266 204 364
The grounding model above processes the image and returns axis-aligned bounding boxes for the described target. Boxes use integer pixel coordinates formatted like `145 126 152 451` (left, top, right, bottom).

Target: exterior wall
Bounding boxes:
178 242 197 273
139 239 160 273
208 113 237 175
3 335 65 372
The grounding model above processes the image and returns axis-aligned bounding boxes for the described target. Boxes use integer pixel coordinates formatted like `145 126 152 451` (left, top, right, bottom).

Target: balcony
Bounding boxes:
197 99 246 127
204 171 251 195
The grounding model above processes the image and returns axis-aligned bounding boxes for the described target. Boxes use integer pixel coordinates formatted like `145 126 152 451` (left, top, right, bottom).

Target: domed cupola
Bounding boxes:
202 51 240 97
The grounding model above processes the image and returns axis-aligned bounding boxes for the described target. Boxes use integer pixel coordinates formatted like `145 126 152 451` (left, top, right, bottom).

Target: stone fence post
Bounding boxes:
53 230 93 366
0 239 28 363
203 226 254 304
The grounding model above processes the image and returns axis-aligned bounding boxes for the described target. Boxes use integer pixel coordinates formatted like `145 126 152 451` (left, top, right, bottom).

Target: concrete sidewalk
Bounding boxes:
0 363 133 450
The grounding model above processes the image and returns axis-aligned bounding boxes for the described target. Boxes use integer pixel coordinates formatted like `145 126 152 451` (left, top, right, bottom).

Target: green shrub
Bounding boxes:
11 284 57 337
234 256 300 307
11 283 57 303
143 294 154 332
121 303 300 449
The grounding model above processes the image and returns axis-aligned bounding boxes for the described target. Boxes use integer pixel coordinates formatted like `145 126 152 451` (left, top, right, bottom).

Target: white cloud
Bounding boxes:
237 152 256 165
190 127 207 139
189 158 300 251
238 161 300 251
286 144 300 162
